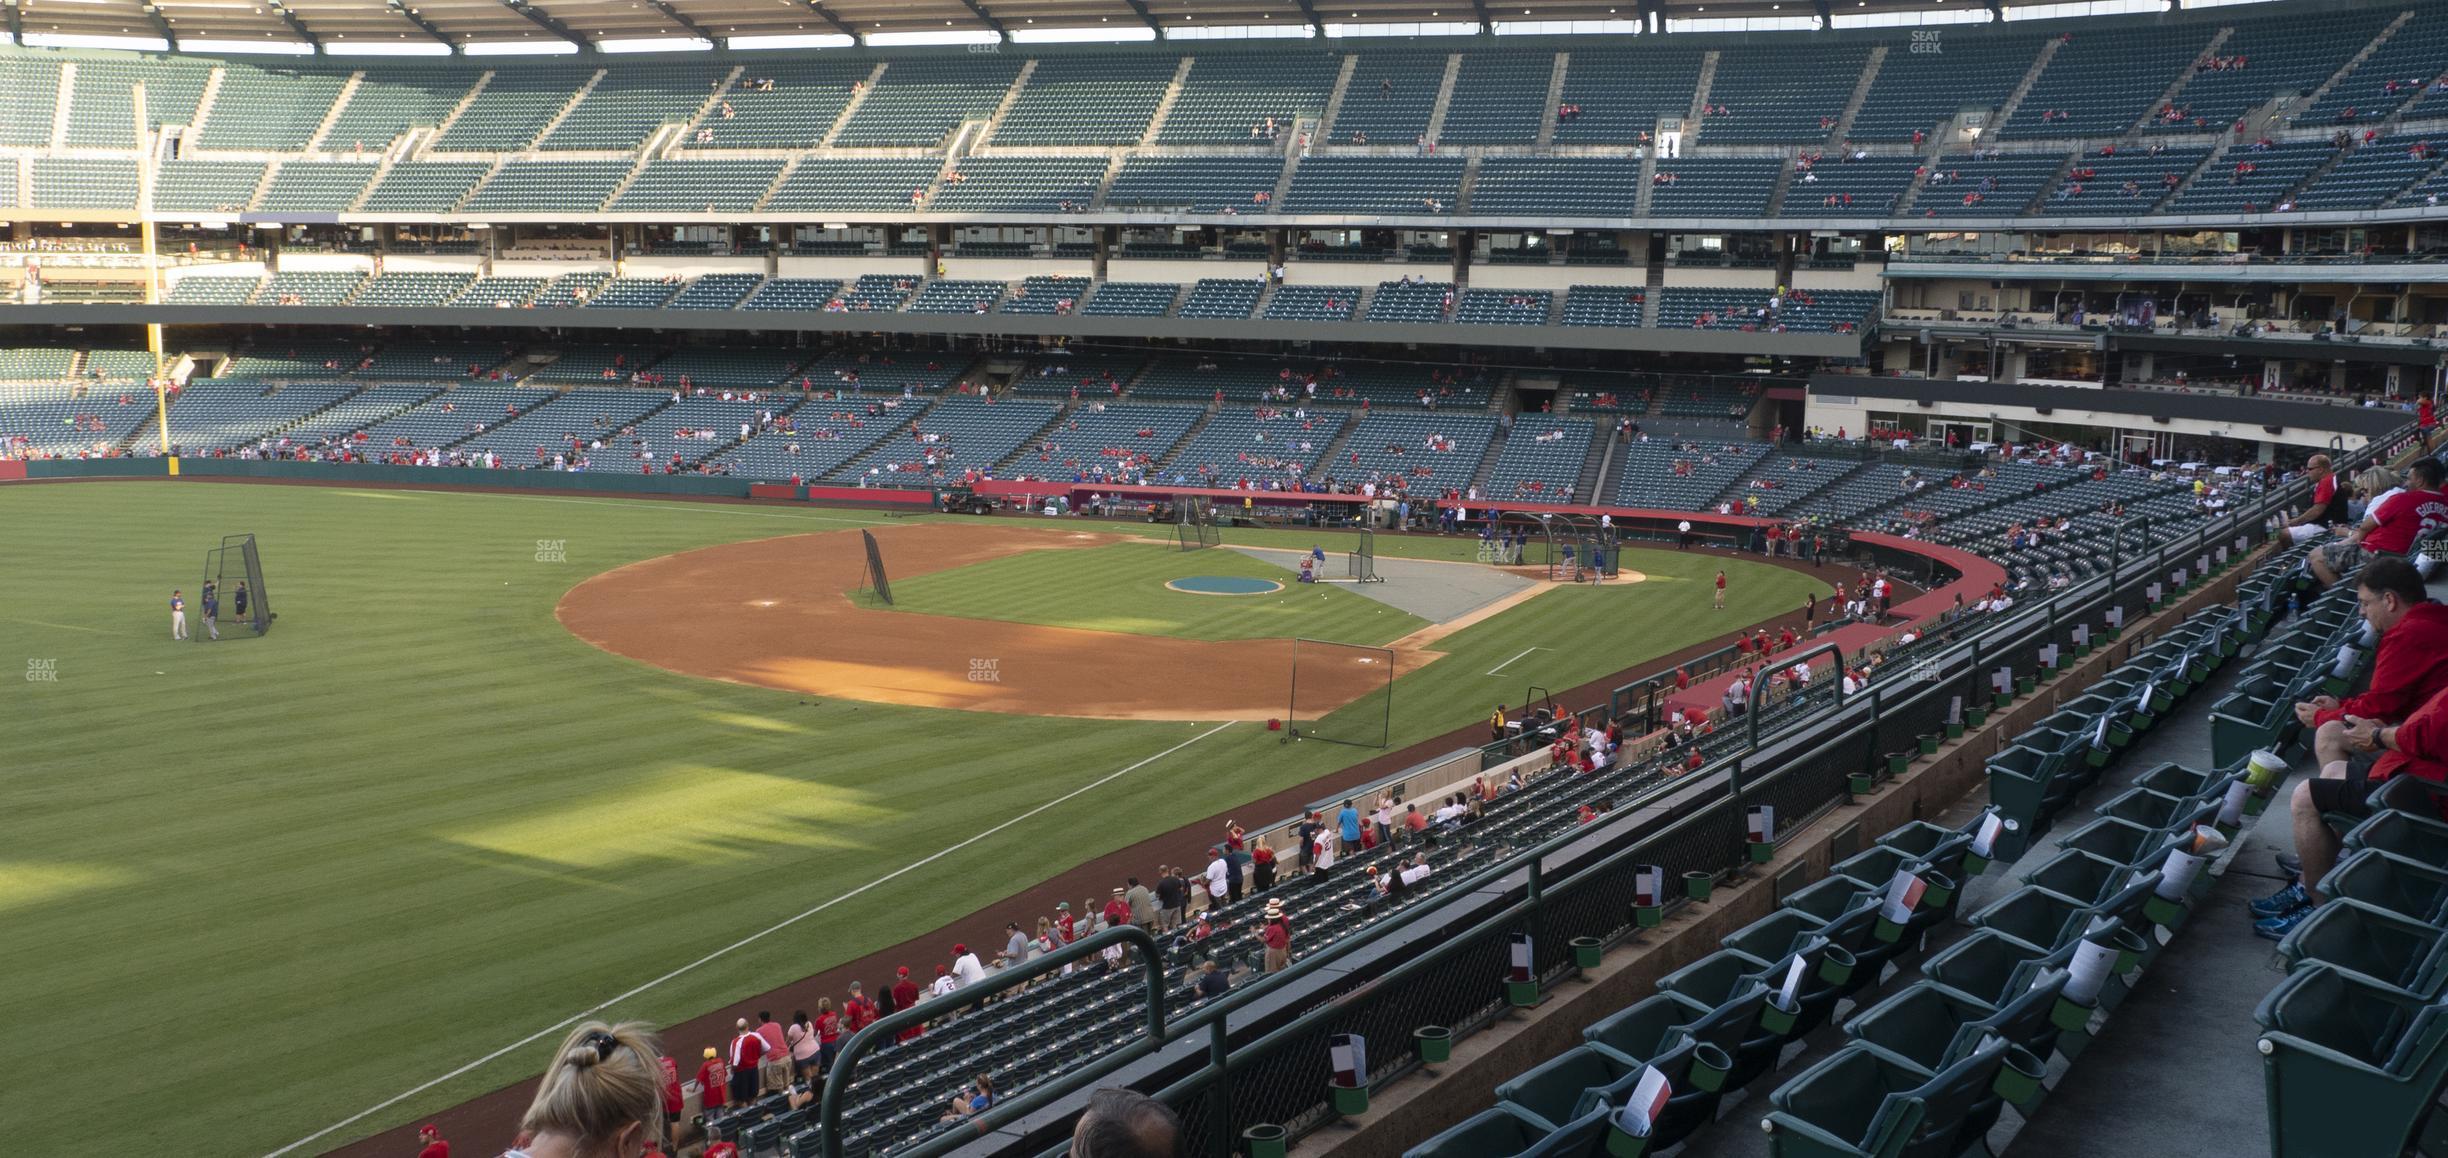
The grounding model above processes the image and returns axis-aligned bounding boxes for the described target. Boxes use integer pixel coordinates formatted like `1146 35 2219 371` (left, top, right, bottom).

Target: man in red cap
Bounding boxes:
892 967 923 1041
417 1125 448 1158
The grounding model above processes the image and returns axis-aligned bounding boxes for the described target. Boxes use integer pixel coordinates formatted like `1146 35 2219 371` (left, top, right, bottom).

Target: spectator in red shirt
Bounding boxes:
844 982 878 1037
890 967 923 1042
656 1055 686 1152
753 1011 788 1060
1257 900 1292 972
2312 458 2448 587
813 998 844 1075
416 1124 448 1158
727 1019 765 1107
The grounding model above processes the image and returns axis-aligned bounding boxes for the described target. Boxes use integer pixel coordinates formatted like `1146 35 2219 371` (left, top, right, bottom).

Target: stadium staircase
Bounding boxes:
186 68 229 145
1643 263 1665 328
1991 37 2066 135
1424 53 1463 145
679 66 748 141
426 73 495 148
1138 57 1196 145
1316 55 1362 142
1536 53 1569 147
1090 155 1126 210
1766 156 1798 216
1455 156 1480 214
1470 417 1512 495
1270 155 1302 210
305 73 365 153
1572 424 1614 506
2302 9 2416 111
1313 408 1364 477
748 160 797 212
528 70 609 151
2133 27 2234 137
1685 51 1721 142
50 63 72 149
348 137 417 211
978 60 1040 148
598 155 656 213
241 163 281 215
1828 45 1888 146
817 64 889 148
449 157 511 215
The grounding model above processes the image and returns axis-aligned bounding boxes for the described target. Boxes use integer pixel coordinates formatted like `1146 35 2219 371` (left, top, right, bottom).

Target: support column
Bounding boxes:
1094 225 1113 281
1453 228 1472 285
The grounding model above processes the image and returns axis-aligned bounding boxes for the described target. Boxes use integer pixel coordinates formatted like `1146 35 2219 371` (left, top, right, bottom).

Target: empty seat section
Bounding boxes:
831 395 1057 483
143 382 360 453
2042 146 2207 215
81 350 156 383
1176 279 1263 321
32 159 139 210
274 385 444 446
578 394 786 473
1561 285 1647 328
1700 45 1871 144
993 56 1177 145
1264 285 1363 321
695 60 871 148
1132 356 1287 403
1013 402 1198 480
359 162 492 214
66 59 210 148
1562 376 1650 414
766 159 944 213
740 278 844 312
2299 10 2448 125
356 341 507 379
534 271 614 308
1330 54 1447 144
834 58 1023 147
1783 157 1919 217
583 278 686 310
1004 353 1141 398
1161 407 1344 484
1485 415 1593 503
664 274 765 310
1472 157 1644 216
1439 51 1552 145
1281 156 1464 214
435 67 595 151
222 341 364 378
1912 152 2064 218
1998 31 2211 138
641 349 808 392
462 160 631 216
1081 283 1179 317
457 389 669 465
543 64 727 151
0 384 154 455
1658 287 1877 333
452 277 550 309
612 159 783 214
904 279 1008 315
251 270 365 306
2161 140 2336 214
197 65 347 150
1649 158 1781 216
0 57 62 146
931 157 1105 214
324 67 483 151
1337 410 1497 497
712 396 912 481
1365 281 1452 324
1157 51 1341 143
1848 33 2044 141
1000 276 1092 316
152 161 264 214
1615 435 1770 506
352 272 475 309
1552 46 1705 144
2147 12 2390 134
0 347 79 379
353 385 558 452
1107 157 1284 213
528 348 662 386
1455 288 1551 326
258 162 380 214
2291 142 2442 210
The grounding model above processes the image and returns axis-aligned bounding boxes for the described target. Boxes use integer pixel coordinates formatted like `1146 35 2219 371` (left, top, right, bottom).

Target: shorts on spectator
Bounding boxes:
2307 756 2377 818
2315 539 2371 574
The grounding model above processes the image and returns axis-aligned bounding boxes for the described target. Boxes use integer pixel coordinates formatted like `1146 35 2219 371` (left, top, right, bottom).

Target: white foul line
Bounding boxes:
1487 646 1549 676
267 720 1237 1158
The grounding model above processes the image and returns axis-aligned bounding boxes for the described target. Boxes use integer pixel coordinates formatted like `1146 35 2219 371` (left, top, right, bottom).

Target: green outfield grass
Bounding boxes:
0 484 1816 1154
882 541 1429 644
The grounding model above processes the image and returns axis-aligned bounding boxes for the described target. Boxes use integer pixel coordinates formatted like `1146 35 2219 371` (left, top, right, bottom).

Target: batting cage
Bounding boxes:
1347 527 1384 583
860 530 894 605
197 533 274 639
1173 495 1220 552
1283 637 1395 748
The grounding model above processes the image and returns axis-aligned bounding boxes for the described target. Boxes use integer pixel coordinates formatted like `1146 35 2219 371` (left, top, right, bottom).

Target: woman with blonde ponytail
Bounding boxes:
503 1021 666 1158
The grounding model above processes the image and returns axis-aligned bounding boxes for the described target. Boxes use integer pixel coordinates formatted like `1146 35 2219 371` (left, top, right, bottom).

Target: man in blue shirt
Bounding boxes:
201 580 221 641
1337 799 1363 855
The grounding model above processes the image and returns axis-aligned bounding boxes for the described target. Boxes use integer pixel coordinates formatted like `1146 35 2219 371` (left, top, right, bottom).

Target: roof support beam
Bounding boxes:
492 0 587 48
1120 0 1160 36
955 0 1006 39
641 0 710 41
1289 0 1325 38
7 0 24 44
1471 0 1492 34
387 2 457 51
799 1 859 40
265 0 322 48
139 0 178 46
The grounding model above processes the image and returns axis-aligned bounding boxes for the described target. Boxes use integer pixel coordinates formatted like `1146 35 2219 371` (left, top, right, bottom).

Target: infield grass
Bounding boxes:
0 483 1819 1155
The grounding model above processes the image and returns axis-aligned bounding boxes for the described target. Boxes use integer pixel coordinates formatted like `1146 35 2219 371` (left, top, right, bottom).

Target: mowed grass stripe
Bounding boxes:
0 483 1813 1152
883 541 1429 644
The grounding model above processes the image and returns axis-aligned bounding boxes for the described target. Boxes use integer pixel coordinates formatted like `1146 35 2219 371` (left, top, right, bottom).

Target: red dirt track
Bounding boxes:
555 523 1430 720
336 546 1927 1158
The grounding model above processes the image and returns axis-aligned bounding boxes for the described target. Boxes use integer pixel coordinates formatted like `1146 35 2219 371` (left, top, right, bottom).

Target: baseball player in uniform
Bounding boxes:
171 590 187 640
202 580 221 641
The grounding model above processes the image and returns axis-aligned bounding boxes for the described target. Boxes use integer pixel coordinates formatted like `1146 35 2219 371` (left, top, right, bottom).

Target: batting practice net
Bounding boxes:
860 530 894 605
198 533 273 639
1347 527 1383 583
1284 637 1395 748
1173 496 1220 551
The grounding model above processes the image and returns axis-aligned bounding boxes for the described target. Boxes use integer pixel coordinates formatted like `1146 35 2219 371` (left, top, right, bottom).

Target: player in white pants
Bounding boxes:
171 590 188 640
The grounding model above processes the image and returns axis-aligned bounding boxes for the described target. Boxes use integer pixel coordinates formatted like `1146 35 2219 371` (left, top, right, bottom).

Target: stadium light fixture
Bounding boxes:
464 37 578 52
598 34 711 50
728 31 853 47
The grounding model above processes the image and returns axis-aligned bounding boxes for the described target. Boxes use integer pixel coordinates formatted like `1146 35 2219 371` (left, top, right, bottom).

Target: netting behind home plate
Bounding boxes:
1284 637 1394 748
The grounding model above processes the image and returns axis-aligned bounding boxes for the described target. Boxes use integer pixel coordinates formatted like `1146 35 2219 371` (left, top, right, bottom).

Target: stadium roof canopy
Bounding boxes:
9 0 2134 55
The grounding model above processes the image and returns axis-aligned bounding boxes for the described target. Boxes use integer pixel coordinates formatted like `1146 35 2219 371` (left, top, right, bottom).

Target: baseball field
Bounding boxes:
0 480 1821 1154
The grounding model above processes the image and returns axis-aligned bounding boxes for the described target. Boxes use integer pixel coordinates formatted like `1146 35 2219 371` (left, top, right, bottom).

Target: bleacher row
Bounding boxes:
162 269 1881 332
3 2 2447 224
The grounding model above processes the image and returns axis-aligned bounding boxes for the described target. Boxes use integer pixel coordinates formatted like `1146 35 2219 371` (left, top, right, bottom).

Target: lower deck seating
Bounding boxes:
829 394 1058 483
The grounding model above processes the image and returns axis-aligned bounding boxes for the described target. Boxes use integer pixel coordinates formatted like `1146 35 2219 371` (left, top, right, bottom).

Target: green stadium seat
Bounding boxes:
2254 964 2448 1158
